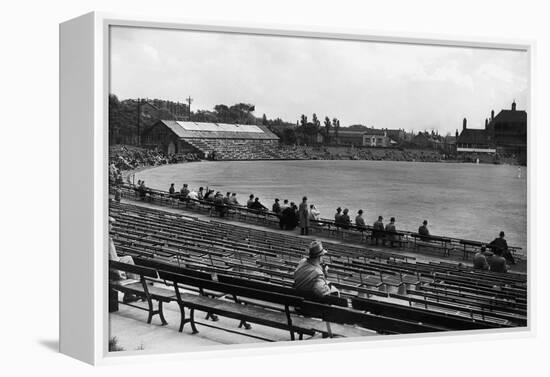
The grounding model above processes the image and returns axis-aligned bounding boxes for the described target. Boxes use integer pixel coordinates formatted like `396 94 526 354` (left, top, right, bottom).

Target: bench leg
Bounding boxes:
189 308 199 334
238 319 252 330
158 301 168 326
205 312 219 321
146 300 154 324
178 304 186 333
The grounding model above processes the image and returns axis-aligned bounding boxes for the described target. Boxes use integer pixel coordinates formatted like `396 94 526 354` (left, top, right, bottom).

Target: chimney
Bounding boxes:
463 118 467 131
512 101 517 111
485 118 488 128
491 110 494 121
455 129 459 138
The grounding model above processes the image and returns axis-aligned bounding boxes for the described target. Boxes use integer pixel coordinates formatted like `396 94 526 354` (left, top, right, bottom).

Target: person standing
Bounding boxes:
272 198 281 214
298 196 310 235
372 216 385 245
489 231 515 265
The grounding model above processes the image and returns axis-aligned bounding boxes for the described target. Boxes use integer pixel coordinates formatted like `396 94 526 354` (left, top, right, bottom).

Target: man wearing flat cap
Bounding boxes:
294 240 339 297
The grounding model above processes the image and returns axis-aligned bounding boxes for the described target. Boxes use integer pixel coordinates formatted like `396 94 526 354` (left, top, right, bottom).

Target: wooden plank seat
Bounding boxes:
351 297 501 331
400 291 527 325
109 260 175 326
410 233 453 257
389 293 524 326
159 270 322 340
408 288 527 318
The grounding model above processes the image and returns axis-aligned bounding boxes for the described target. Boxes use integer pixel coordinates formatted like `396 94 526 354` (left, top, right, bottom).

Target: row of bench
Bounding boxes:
113 184 523 261
109 201 526 329
110 257 507 342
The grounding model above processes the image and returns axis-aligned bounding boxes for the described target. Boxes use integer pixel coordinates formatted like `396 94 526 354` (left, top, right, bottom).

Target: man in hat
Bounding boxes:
418 220 430 241
294 240 339 297
489 231 515 265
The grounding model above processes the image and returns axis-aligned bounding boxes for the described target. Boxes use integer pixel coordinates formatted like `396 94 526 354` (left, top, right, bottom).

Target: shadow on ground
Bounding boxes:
38 339 59 353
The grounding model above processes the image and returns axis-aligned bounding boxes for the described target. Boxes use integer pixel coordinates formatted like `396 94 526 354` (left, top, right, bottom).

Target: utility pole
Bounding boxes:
186 96 193 120
136 98 142 146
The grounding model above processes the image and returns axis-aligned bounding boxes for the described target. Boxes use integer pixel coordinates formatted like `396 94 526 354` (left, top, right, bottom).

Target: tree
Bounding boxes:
324 116 332 144
282 128 297 145
262 113 268 126
300 114 308 127
333 118 340 142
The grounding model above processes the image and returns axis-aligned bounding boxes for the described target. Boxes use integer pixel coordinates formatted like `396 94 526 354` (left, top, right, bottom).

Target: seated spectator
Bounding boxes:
213 191 226 217
250 197 268 211
341 208 351 229
418 220 430 241
108 217 138 302
309 204 320 222
204 189 215 201
114 185 122 203
355 209 366 230
247 194 255 208
489 231 515 265
334 207 343 226
179 184 190 201
197 187 205 200
187 189 198 201
294 241 339 298
138 181 147 200
272 198 281 214
224 192 231 206
168 183 176 198
279 199 290 229
487 248 508 273
385 217 398 247
473 246 490 270
229 192 239 206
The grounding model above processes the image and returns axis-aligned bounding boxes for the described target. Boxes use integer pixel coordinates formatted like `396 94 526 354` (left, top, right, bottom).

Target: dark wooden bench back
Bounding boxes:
300 300 444 334
158 270 303 307
351 297 497 330
217 274 348 307
134 257 212 280
109 260 158 279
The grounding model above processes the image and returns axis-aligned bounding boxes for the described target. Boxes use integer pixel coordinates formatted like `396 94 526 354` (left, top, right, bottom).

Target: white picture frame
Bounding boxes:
59 11 534 365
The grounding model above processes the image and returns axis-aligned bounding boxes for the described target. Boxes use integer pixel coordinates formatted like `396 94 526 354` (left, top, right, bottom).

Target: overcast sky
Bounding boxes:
110 26 528 135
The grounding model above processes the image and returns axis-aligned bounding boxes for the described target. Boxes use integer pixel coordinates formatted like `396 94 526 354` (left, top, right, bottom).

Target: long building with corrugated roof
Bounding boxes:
142 120 293 160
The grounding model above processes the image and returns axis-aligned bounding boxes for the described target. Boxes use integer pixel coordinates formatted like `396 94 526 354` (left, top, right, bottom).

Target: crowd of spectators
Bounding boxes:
109 145 200 172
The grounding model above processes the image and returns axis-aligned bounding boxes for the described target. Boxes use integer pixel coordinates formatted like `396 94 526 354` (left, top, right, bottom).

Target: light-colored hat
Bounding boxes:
109 216 116 223
308 240 327 258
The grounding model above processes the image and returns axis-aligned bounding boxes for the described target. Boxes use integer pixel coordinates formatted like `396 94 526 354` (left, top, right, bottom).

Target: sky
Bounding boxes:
110 26 529 135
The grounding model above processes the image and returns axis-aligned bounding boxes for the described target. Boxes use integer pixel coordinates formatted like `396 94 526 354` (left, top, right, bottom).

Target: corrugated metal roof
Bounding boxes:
156 120 279 140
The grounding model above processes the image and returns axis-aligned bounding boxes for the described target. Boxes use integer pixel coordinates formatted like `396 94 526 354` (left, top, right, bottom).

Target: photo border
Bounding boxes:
60 11 536 365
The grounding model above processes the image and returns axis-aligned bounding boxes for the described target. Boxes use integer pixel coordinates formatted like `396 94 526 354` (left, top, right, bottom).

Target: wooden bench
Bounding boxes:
109 260 175 326
411 233 452 257
459 239 483 260
351 297 499 331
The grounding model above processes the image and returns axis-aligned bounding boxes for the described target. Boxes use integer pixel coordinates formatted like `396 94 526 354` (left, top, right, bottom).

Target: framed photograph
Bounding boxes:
60 12 532 365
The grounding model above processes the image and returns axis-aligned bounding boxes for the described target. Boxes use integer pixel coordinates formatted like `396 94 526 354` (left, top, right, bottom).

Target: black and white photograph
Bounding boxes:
107 25 528 354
